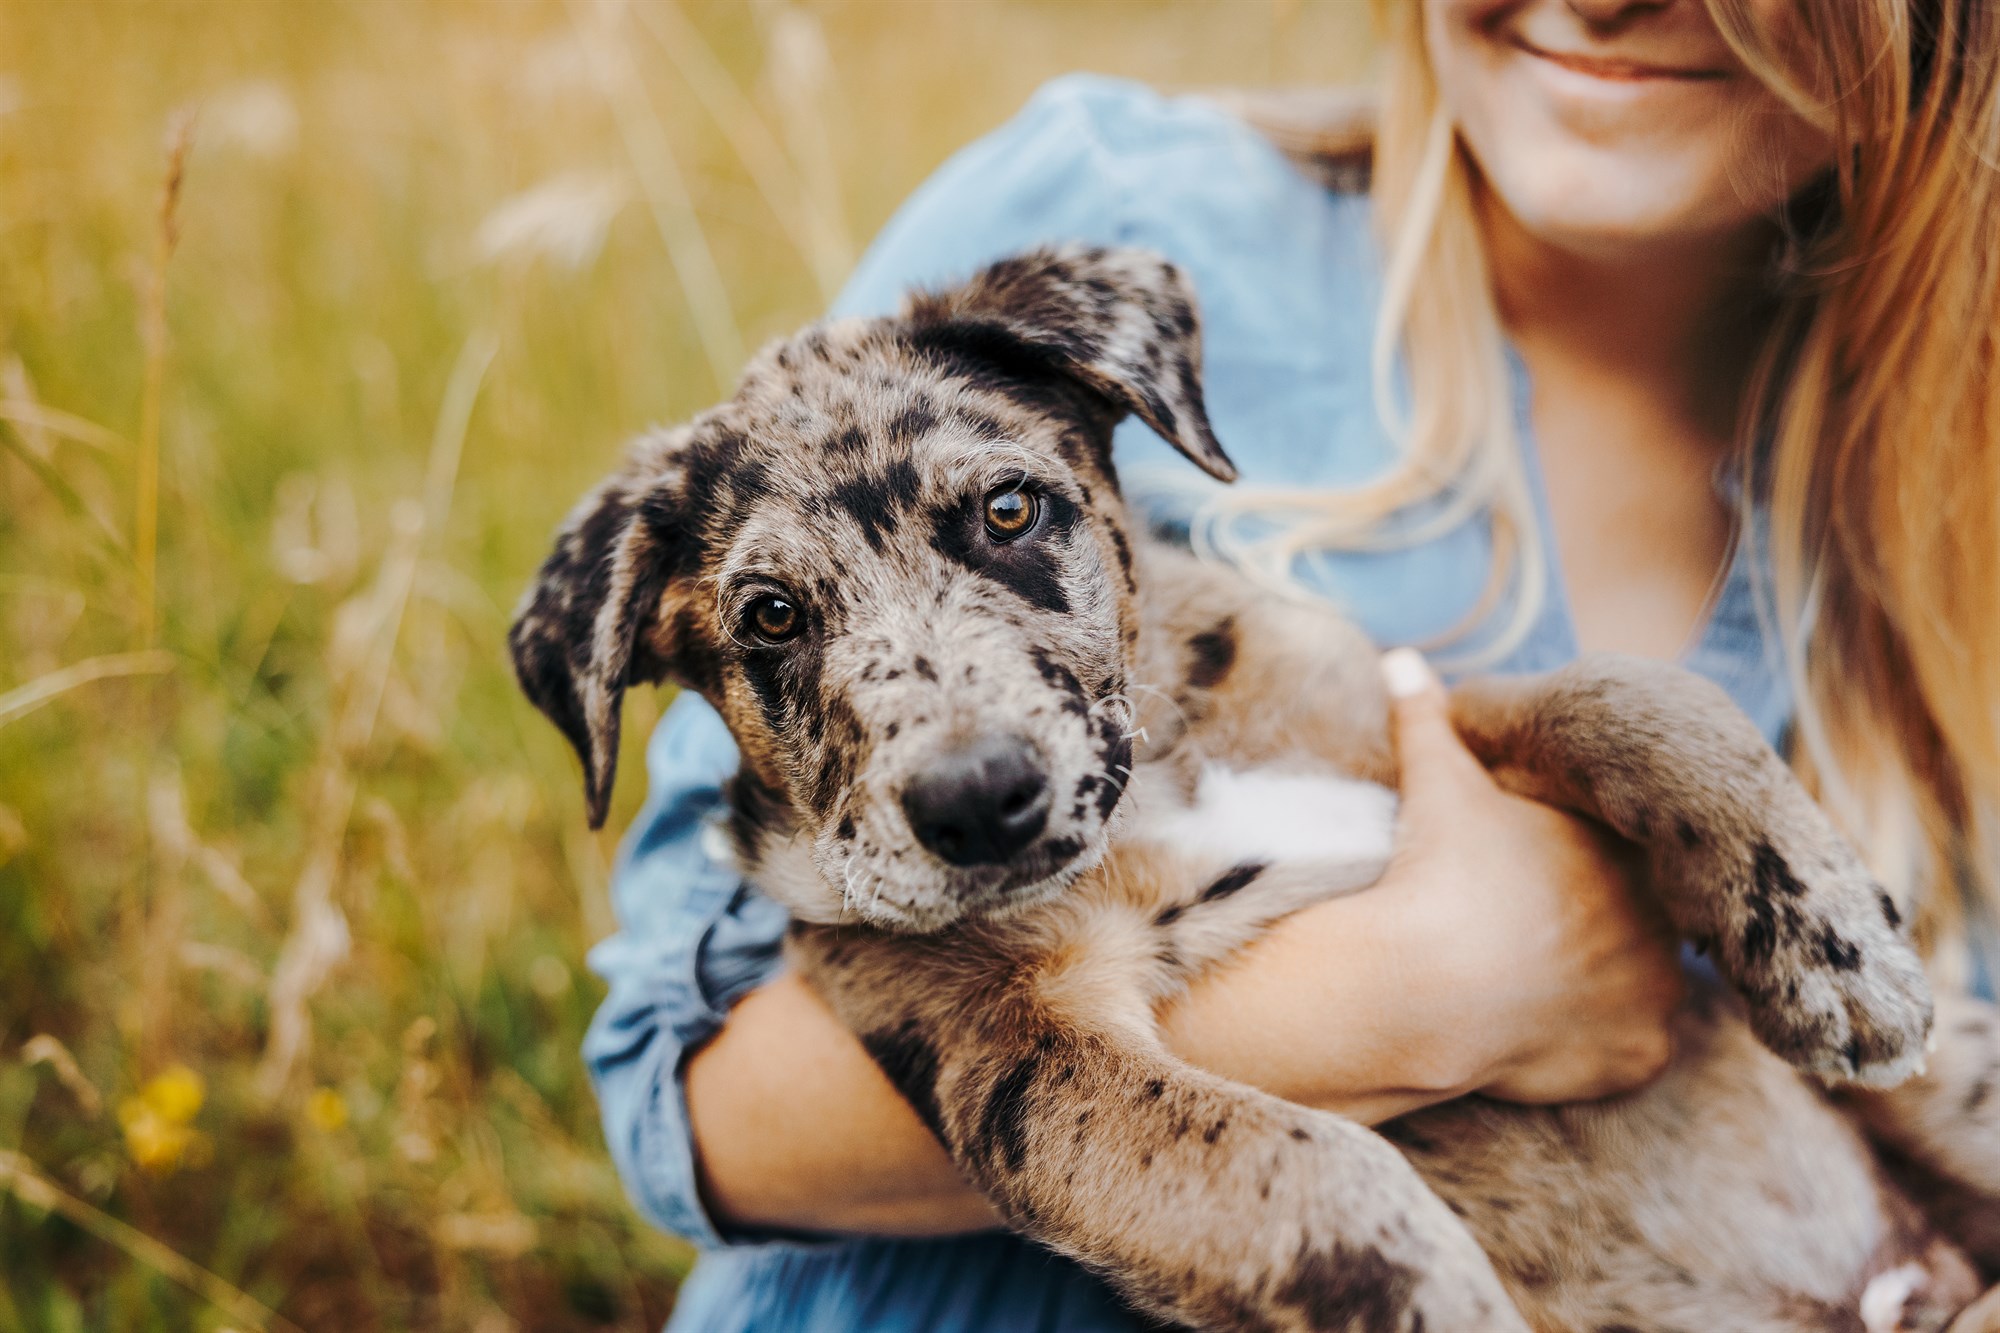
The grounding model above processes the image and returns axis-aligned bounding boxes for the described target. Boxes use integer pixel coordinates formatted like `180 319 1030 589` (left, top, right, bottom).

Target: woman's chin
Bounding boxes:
1477 149 1782 260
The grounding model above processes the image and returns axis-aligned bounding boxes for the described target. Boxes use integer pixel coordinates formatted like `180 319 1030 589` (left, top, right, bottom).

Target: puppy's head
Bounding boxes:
510 246 1232 931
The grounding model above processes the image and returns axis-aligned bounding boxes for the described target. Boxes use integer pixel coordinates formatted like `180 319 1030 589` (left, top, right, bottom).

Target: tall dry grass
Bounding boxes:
0 1 1372 1327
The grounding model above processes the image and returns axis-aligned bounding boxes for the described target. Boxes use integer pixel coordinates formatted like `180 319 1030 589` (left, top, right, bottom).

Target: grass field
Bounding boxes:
0 3 1372 1327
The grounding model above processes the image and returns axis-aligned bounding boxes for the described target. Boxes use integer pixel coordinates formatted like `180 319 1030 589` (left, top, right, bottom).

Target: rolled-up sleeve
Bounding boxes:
585 74 1180 1250
584 694 787 1247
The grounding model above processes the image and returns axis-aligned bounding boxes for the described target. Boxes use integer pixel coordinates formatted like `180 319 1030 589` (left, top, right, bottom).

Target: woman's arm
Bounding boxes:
686 974 997 1236
686 654 1686 1238
686 886 1493 1238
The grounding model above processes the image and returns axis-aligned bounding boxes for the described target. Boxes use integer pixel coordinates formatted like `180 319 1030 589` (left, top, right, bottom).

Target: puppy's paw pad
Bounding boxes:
1728 836 1933 1085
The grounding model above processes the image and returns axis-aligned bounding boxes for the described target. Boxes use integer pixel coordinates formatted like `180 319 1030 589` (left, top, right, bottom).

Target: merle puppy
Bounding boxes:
512 247 2000 1332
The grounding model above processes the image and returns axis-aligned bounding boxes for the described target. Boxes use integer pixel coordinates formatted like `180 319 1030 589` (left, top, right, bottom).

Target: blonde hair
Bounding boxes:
1219 0 2000 967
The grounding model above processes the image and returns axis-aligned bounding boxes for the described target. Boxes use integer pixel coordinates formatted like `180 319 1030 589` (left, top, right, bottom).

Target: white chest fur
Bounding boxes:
1126 763 1399 871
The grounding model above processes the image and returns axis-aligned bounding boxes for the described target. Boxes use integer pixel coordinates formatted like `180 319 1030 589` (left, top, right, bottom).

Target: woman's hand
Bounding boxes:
1157 650 1685 1122
1378 648 1685 1104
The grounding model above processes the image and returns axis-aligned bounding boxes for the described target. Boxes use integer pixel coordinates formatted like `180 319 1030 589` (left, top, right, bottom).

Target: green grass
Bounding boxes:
0 2 1370 1327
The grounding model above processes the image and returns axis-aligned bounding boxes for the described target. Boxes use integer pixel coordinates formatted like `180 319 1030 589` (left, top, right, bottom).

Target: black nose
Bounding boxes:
901 735 1051 867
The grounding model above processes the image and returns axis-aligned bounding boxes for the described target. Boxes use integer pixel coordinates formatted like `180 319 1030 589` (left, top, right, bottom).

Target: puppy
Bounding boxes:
513 247 2000 1332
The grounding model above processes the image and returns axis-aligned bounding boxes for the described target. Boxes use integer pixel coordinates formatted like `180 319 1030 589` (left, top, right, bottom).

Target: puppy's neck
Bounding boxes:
1116 542 1238 762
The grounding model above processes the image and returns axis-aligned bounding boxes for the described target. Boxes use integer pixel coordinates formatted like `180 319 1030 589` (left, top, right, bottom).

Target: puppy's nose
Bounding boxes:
901 735 1051 867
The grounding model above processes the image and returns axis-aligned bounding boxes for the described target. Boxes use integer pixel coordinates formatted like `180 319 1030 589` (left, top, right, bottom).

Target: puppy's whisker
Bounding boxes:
1089 692 1136 721
1127 680 1209 762
1126 680 1191 729
1091 694 1147 746
837 852 896 923
1104 763 1140 813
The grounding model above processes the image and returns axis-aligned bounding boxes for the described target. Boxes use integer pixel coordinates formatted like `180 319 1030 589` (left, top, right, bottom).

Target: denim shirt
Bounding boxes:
583 75 1796 1332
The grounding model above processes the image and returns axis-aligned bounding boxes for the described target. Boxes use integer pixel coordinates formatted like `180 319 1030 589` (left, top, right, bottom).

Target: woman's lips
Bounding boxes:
1507 33 1730 83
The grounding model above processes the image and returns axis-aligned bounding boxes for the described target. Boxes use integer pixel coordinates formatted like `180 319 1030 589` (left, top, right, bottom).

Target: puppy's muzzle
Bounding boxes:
901 735 1052 867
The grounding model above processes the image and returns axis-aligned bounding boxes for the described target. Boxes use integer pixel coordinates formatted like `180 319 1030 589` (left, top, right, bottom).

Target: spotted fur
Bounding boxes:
514 247 2000 1331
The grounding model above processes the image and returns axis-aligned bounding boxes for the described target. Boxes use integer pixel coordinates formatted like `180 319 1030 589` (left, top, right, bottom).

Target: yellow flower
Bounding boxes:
141 1065 205 1124
118 1103 180 1171
305 1087 348 1132
116 1064 210 1174
118 1103 209 1173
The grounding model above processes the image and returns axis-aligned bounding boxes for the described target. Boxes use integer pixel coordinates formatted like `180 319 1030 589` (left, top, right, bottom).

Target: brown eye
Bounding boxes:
748 595 802 643
983 487 1038 541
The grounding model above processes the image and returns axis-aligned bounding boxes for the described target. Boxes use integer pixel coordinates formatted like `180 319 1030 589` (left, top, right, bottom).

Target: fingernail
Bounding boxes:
1381 647 1434 699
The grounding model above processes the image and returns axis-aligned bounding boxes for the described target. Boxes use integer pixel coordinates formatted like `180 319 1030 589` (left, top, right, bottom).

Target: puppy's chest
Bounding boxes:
1094 759 1399 919
1126 761 1397 869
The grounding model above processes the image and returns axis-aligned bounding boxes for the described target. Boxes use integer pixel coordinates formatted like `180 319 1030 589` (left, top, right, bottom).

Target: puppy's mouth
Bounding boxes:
846 808 1108 930
916 840 1096 924
956 830 1096 907
830 831 1100 933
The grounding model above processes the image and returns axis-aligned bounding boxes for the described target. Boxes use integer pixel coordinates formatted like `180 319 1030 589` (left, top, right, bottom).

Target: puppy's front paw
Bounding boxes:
1240 1119 1531 1333
1399 1263 1534 1333
1718 819 1932 1086
1265 1240 1530 1333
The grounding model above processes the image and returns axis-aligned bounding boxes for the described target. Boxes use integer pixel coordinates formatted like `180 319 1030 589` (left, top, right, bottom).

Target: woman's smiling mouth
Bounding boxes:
1506 32 1731 84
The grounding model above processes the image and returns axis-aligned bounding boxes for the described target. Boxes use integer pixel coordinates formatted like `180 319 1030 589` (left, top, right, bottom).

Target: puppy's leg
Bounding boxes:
792 921 1528 1333
1448 654 1932 1086
1146 856 1393 986
1847 994 2000 1273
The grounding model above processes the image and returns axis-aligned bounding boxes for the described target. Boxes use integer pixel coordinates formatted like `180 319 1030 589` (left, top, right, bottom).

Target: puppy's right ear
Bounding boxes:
509 459 687 829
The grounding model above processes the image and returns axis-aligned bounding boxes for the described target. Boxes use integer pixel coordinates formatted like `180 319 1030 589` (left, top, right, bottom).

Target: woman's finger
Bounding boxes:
1380 647 1490 806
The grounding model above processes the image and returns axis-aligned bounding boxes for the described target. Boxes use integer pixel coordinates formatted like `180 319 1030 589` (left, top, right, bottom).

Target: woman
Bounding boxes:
584 1 2000 1327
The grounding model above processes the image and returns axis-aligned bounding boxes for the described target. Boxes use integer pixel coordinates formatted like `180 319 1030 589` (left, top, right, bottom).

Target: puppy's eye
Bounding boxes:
747 595 802 643
983 487 1039 541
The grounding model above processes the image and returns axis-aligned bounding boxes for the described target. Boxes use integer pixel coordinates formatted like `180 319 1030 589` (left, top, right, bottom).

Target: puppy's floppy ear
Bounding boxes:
509 455 687 829
904 245 1238 482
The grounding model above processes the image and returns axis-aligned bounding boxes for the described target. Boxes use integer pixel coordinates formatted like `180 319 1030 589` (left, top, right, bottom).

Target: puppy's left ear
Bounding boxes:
509 455 687 829
906 246 1238 482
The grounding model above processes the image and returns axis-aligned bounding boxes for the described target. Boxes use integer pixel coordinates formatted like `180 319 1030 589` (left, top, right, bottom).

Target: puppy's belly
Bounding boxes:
1394 991 1972 1332
1128 762 1398 869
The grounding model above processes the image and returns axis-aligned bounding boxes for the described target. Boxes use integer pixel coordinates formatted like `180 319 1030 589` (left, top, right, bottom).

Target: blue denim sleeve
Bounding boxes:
582 694 786 1247
584 75 1163 1249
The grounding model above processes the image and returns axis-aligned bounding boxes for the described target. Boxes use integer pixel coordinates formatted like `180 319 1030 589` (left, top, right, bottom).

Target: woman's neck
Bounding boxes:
1475 192 1784 660
1480 194 1778 449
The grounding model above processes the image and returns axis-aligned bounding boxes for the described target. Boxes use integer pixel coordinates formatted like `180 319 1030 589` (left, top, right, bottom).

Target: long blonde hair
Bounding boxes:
1220 0 2000 967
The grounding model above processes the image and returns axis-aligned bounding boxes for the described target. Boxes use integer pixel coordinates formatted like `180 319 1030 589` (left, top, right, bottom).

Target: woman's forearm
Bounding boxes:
1157 881 1477 1121
685 973 1001 1237
684 885 1464 1239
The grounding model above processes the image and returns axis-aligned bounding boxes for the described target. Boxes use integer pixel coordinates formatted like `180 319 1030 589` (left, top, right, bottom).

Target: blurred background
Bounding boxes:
0 2 1373 1328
